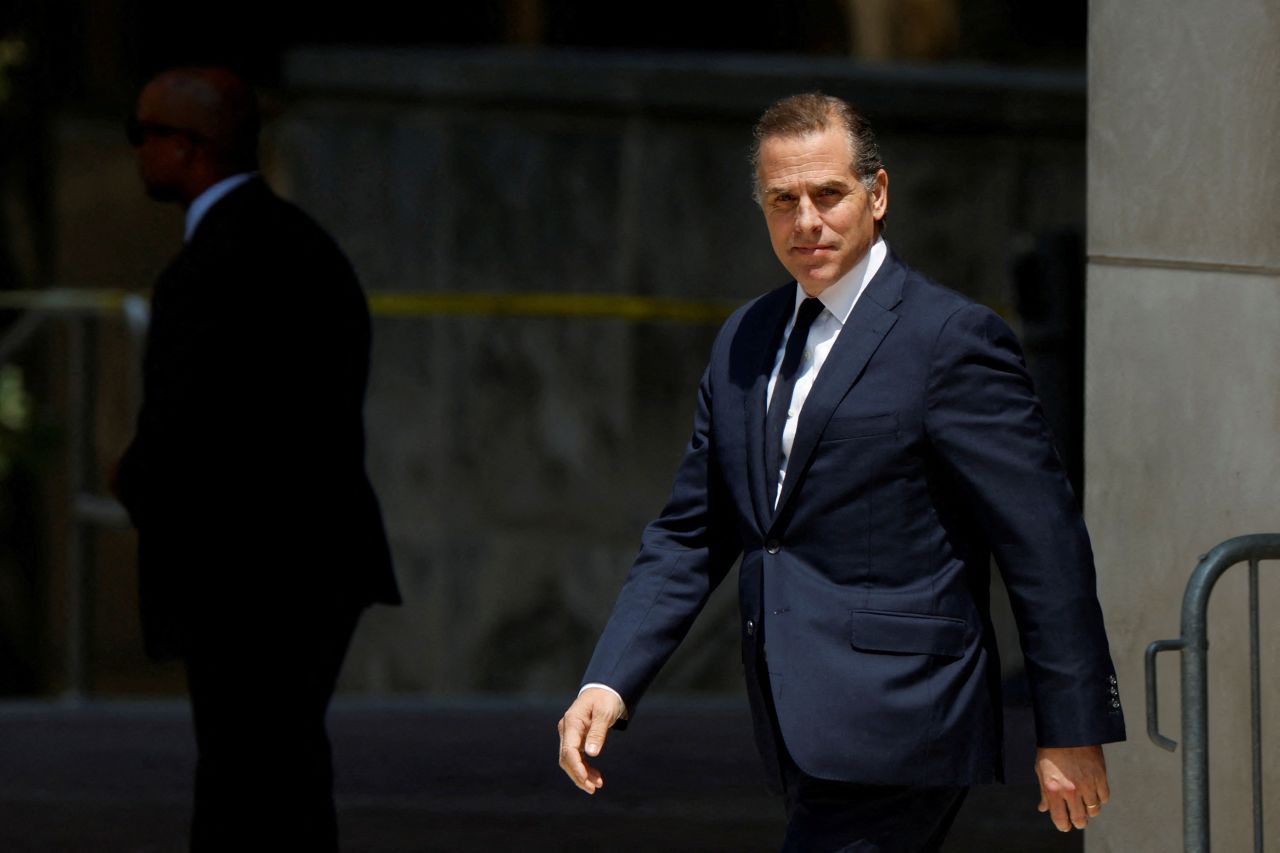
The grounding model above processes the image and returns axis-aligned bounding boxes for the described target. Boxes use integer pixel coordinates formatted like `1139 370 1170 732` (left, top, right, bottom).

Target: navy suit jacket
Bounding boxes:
582 250 1125 789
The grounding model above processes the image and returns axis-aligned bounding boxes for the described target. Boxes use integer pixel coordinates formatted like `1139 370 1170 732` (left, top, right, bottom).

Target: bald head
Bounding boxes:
132 67 260 203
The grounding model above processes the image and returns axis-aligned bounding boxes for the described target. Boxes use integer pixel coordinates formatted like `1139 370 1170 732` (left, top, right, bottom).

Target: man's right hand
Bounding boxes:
557 687 625 794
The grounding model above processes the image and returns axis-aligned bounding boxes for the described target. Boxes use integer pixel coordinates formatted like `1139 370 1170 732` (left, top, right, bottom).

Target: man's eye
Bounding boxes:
819 187 842 198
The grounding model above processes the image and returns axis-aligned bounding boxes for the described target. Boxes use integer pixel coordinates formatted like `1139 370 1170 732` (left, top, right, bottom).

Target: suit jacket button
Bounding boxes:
765 540 781 554
746 619 756 637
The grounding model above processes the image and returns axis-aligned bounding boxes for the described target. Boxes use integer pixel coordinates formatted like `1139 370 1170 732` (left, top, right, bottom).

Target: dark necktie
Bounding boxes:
765 296 825 502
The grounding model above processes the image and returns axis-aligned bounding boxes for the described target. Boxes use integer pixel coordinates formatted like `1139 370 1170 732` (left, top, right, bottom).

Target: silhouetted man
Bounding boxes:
558 93 1124 851
116 67 399 852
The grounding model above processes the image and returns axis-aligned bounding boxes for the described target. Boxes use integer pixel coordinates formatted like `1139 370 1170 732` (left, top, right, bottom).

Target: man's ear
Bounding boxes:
870 169 889 221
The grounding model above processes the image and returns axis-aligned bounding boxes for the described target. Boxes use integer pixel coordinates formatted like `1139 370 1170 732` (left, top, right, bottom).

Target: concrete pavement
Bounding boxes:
0 697 1081 852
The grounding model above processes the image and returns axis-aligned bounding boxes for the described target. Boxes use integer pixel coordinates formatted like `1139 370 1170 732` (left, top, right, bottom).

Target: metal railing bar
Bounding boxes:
1146 535 1280 852
63 316 87 702
1248 557 1263 853
1146 637 1184 751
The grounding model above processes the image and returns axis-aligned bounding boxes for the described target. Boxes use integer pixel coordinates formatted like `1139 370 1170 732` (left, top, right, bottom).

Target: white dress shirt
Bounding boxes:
184 172 257 242
766 237 886 506
581 238 888 715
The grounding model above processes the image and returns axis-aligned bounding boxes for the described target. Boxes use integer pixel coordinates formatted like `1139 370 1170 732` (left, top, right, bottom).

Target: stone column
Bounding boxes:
1086 1 1280 850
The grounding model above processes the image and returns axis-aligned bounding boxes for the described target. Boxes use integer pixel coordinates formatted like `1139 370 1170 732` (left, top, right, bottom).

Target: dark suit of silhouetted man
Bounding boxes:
558 93 1125 852
115 67 399 853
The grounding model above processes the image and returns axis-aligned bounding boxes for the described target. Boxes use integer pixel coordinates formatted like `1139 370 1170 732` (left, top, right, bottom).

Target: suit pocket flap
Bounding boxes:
821 413 898 442
849 609 966 658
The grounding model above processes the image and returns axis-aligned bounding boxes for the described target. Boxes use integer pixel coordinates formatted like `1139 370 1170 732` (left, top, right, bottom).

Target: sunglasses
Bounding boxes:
126 114 205 147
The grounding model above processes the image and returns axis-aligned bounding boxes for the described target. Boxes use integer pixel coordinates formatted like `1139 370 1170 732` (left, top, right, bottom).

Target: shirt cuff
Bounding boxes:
579 683 629 719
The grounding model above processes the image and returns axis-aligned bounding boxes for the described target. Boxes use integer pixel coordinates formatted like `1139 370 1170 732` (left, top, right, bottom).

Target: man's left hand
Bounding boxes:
1035 744 1110 831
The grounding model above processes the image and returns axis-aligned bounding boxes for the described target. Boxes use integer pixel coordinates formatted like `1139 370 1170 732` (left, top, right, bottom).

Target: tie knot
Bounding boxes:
794 297 824 334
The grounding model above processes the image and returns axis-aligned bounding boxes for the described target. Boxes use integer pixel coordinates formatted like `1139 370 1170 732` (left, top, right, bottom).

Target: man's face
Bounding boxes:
756 126 888 296
130 81 199 204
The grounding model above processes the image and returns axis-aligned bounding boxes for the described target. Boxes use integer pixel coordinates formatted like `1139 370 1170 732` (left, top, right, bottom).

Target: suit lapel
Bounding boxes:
769 253 907 526
744 286 797 532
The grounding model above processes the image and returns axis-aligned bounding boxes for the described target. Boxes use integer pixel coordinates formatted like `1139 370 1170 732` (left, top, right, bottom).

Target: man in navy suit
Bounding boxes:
558 93 1124 851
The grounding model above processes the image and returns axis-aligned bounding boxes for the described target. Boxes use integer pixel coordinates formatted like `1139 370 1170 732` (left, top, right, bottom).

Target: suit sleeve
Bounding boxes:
924 302 1125 747
580 347 743 722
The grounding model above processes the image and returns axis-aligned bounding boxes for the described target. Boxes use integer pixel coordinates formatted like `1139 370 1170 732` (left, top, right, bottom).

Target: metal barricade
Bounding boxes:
1146 533 1280 853
0 290 144 701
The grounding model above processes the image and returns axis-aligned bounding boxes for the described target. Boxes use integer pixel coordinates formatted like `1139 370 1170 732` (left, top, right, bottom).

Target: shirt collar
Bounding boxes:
184 172 257 242
792 236 887 325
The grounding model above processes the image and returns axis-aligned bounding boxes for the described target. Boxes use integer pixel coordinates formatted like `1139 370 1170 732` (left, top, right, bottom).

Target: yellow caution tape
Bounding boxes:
0 289 738 324
367 292 736 323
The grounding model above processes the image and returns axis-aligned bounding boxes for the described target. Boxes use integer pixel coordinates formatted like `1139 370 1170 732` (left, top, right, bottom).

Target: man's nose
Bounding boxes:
793 194 820 232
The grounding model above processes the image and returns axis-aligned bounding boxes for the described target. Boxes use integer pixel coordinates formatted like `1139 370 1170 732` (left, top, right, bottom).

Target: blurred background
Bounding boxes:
1 0 1089 705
